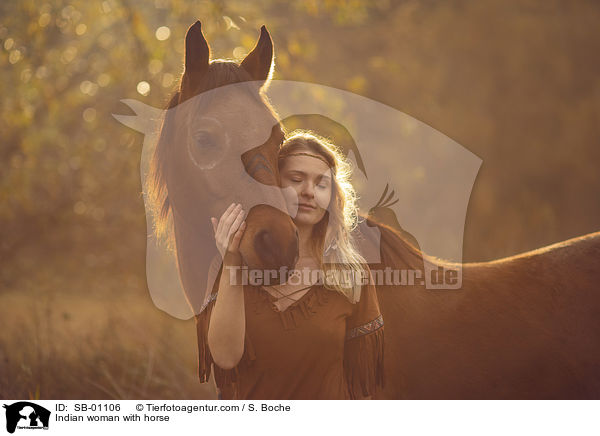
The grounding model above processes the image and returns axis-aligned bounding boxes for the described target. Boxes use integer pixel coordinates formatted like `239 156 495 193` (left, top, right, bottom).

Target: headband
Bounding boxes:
278 152 331 168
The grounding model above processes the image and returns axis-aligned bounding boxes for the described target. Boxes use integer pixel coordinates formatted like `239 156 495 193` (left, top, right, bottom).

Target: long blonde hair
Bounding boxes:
278 130 367 303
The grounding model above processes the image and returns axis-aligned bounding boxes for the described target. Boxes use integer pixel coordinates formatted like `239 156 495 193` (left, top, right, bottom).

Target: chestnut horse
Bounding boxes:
151 21 600 399
147 22 298 314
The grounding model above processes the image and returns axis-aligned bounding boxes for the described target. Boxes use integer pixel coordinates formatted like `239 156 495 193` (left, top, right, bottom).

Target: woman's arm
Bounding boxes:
207 203 247 370
207 251 246 369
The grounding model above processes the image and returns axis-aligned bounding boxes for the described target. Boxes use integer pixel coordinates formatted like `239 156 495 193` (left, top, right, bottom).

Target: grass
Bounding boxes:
0 268 217 400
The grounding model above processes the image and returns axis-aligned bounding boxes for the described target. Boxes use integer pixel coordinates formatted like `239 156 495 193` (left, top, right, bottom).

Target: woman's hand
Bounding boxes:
211 203 246 262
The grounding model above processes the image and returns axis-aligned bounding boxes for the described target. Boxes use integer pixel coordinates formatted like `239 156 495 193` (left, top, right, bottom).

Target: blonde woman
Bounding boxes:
198 130 384 400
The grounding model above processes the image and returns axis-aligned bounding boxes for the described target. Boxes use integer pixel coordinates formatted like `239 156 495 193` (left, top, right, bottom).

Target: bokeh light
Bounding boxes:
155 26 170 41
137 81 151 96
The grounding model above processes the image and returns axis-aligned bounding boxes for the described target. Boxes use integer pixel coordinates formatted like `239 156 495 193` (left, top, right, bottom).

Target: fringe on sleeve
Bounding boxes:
194 294 256 391
343 315 385 399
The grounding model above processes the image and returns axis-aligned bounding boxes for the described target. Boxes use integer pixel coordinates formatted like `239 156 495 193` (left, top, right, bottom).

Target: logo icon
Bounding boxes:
2 402 50 434
114 80 482 319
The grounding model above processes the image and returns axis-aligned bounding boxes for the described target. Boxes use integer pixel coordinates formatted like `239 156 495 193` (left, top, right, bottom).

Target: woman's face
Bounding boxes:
280 149 333 228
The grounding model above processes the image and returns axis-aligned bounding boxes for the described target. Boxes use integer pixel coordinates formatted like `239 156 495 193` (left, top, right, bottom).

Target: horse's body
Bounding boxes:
368 218 600 399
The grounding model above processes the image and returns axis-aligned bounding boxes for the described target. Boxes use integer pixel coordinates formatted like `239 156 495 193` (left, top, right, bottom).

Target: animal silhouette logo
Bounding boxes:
2 402 50 434
113 25 481 319
114 79 482 318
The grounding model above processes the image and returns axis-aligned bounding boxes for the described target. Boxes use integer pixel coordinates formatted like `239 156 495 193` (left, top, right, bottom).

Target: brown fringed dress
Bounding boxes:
194 262 385 400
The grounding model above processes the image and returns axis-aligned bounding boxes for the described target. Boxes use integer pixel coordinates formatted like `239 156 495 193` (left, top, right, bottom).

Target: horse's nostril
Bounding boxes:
254 230 278 266
258 230 273 246
254 229 297 270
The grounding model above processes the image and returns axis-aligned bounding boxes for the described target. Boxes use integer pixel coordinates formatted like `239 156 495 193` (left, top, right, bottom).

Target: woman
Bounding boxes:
198 130 384 400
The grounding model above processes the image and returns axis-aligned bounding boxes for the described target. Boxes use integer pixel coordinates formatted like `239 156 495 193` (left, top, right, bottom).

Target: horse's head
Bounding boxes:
151 22 298 279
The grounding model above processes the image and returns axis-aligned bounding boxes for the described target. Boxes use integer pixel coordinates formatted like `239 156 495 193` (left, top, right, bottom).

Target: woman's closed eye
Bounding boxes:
289 178 327 189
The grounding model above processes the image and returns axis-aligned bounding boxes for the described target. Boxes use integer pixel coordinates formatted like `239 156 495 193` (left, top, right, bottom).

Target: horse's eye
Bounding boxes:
187 130 225 169
193 132 217 150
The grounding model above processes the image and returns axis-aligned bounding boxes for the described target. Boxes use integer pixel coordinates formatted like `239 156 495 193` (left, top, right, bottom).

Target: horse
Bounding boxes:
146 21 299 315
146 20 600 399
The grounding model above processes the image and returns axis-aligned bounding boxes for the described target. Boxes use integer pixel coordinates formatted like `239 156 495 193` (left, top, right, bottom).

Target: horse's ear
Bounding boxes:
183 20 210 90
240 25 274 89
